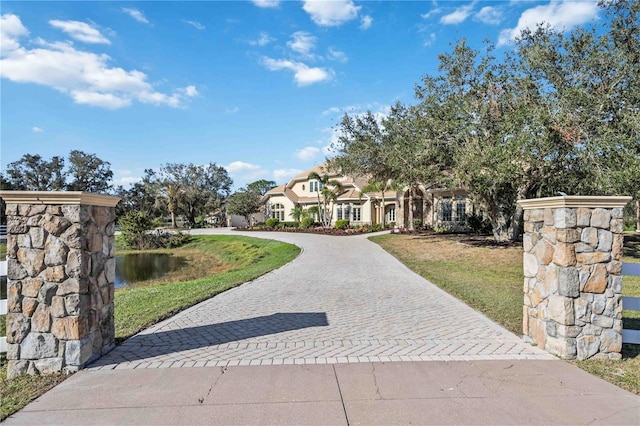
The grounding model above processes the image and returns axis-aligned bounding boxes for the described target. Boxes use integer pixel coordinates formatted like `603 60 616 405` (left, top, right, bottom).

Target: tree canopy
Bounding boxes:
3 151 113 193
333 0 639 241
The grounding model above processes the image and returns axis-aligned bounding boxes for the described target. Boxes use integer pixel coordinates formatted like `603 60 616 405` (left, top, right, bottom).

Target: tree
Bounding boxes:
330 111 396 228
308 171 344 227
246 179 276 196
156 163 232 227
114 169 161 219
226 188 262 224
67 150 113 193
5 154 66 190
4 151 113 193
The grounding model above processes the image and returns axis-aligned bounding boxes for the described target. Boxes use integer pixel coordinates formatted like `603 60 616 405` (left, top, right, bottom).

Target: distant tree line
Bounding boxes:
0 150 236 230
331 0 640 241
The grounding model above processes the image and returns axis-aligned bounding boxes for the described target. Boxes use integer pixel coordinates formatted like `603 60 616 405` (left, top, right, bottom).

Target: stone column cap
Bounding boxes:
518 195 632 210
0 191 120 207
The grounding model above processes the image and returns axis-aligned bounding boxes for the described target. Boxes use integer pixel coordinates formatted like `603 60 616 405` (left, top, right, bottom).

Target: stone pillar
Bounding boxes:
518 195 631 360
1 191 120 378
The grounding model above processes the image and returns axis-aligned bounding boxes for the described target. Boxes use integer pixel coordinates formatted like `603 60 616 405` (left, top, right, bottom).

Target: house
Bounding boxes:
262 163 474 230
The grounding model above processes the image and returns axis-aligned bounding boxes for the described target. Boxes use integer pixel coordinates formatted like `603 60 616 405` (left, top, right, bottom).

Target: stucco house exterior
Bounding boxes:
262 163 474 230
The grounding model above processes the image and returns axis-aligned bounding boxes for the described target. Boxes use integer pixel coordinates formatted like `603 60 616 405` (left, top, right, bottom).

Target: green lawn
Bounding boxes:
1 235 300 421
370 232 640 394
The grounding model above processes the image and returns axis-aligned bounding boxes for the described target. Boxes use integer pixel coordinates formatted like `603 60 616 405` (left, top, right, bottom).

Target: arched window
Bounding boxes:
272 203 285 221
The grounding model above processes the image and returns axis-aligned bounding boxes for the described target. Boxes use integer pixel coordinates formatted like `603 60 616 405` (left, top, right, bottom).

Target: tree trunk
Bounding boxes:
408 189 414 231
636 199 640 232
170 211 177 228
381 189 386 228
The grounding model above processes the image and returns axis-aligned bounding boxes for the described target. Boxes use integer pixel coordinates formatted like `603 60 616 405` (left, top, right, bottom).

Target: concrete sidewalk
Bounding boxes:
5 229 639 424
6 361 638 425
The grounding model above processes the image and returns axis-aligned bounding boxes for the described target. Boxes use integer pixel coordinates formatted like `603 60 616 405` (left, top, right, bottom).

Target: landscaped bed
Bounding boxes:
0 235 300 421
370 232 640 394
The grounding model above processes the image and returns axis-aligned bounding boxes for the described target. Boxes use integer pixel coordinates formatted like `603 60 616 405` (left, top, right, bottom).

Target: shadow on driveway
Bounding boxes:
90 312 329 366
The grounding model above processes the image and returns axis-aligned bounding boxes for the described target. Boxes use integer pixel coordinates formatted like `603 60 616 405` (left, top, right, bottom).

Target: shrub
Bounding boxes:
387 221 396 229
413 219 423 228
335 219 350 230
265 218 280 228
467 213 492 234
300 217 314 229
119 211 155 250
369 223 383 232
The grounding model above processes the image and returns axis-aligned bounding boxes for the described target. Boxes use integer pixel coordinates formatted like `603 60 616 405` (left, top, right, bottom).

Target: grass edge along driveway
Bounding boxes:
370 233 640 395
0 235 300 421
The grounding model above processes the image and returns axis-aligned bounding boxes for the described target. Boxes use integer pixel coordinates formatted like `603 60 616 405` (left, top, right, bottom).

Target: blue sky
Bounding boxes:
1 1 603 190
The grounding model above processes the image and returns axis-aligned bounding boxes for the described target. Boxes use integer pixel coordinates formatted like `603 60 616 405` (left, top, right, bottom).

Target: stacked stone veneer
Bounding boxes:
1 191 120 378
518 195 632 360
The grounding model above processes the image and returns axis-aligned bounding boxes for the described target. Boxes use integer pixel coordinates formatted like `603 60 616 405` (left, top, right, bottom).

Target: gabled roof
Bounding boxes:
264 162 387 204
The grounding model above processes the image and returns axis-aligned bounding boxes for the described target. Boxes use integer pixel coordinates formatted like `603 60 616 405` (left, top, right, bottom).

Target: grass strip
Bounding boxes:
115 235 300 340
1 234 299 421
370 232 640 395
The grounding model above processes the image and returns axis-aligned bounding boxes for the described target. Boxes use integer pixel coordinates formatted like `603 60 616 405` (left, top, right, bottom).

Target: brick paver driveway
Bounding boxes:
90 229 552 370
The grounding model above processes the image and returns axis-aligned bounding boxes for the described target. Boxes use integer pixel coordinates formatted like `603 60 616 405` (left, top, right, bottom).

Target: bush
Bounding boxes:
119 211 191 250
387 221 396 229
413 219 423 228
265 218 280 228
369 223 383 232
335 219 350 230
119 211 155 250
300 217 314 229
467 213 492 234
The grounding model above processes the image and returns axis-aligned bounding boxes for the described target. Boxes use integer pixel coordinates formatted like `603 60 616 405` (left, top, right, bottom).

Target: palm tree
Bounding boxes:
359 178 402 228
289 204 309 223
308 171 345 227
162 182 182 228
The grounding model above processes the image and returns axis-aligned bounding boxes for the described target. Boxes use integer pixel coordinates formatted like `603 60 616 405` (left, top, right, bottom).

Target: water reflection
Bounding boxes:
115 253 186 288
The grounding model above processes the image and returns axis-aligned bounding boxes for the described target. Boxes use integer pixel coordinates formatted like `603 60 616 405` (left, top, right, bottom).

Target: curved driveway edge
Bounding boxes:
89 228 553 370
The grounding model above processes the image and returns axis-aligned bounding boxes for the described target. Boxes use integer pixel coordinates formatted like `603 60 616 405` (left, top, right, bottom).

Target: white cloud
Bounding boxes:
475 6 503 25
302 0 360 27
421 8 442 20
262 57 332 86
225 161 262 174
440 4 474 25
0 14 29 51
226 106 240 114
49 20 111 44
322 102 389 117
183 85 198 97
0 14 196 109
273 168 302 183
32 126 44 133
327 47 348 63
183 20 205 30
423 33 437 47
252 0 280 8
249 31 274 46
225 161 269 187
287 31 317 57
122 8 150 24
360 15 373 30
295 146 321 161
499 0 599 46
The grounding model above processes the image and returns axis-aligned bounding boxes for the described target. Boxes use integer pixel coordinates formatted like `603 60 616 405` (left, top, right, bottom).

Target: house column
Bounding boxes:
518 195 631 360
1 191 120 378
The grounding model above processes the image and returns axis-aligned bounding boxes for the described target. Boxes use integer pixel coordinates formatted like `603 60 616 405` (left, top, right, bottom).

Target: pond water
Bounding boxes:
115 253 187 288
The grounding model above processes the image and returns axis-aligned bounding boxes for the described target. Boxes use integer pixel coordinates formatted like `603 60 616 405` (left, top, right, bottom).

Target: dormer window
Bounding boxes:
302 184 305 191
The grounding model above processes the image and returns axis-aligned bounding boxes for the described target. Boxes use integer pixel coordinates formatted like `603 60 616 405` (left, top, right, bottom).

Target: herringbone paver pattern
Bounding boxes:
90 230 553 370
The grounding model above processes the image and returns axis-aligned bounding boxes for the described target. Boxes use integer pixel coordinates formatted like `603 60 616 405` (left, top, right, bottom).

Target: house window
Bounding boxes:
441 196 452 222
352 205 361 221
337 205 343 220
272 203 285 221
302 184 305 191
455 195 466 222
387 206 396 222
